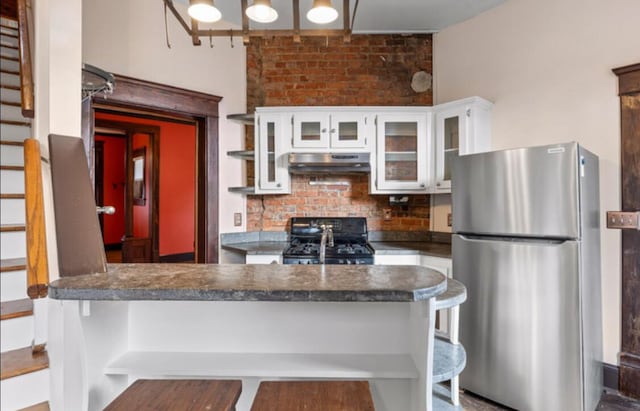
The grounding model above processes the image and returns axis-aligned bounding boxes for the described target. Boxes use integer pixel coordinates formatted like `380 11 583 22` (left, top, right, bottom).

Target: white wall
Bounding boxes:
82 0 248 236
433 0 640 365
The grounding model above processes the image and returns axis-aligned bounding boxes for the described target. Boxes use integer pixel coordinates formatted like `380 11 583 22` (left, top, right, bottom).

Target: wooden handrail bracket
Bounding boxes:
24 139 49 298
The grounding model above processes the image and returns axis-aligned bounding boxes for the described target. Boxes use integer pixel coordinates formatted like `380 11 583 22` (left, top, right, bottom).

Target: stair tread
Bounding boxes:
0 347 49 380
0 68 19 75
0 298 33 320
0 119 30 125
18 402 50 411
1 224 26 232
0 83 20 90
1 165 25 171
0 257 26 272
0 193 25 199
0 99 21 107
0 54 20 62
0 140 24 146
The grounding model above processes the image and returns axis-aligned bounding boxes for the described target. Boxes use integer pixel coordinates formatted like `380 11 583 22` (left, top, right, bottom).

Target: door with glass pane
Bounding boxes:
292 112 329 148
435 106 467 191
375 113 430 192
329 113 368 148
256 113 289 193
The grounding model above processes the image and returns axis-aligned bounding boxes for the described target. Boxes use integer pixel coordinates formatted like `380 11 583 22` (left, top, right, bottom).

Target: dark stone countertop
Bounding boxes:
370 241 451 258
48 263 447 302
221 241 289 255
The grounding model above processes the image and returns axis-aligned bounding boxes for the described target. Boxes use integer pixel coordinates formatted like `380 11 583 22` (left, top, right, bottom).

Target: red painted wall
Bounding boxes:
96 135 126 245
95 112 196 257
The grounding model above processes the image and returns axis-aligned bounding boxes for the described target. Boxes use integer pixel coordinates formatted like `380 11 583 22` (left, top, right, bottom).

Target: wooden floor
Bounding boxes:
459 389 640 410
106 249 122 263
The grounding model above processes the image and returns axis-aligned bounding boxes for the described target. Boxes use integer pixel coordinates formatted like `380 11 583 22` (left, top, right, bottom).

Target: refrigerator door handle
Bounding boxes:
457 234 568 245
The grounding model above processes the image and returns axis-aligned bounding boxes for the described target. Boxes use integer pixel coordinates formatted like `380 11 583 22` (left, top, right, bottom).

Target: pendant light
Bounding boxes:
246 0 278 23
188 0 222 23
307 0 338 24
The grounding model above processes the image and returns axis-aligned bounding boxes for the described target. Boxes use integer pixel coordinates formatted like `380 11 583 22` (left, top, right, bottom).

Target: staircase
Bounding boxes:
0 16 50 411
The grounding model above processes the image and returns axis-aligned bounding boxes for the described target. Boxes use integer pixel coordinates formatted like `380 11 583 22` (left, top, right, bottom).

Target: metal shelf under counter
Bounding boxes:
227 150 255 160
226 113 255 125
228 186 255 194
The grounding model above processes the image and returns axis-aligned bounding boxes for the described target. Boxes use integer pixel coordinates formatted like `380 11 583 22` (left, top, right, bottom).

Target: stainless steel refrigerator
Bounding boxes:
451 142 602 411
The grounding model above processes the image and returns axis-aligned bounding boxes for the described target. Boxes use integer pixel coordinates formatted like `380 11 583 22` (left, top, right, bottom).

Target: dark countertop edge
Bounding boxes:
49 282 447 303
221 241 288 255
220 240 451 259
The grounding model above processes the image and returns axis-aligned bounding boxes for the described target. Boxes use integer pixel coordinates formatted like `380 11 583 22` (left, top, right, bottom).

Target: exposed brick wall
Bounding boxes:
245 34 433 232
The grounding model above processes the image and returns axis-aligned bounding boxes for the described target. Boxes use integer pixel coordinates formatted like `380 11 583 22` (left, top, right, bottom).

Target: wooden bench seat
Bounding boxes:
251 380 375 411
104 379 242 411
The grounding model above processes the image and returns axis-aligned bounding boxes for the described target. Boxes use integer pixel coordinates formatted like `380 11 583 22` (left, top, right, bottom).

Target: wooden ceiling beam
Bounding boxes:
343 0 351 43
241 0 250 44
292 0 301 43
195 29 353 38
190 18 202 46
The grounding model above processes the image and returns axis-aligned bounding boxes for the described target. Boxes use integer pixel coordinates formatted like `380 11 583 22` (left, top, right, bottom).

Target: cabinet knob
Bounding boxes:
277 183 281 187
436 182 441 187
330 128 336 133
420 184 425 188
321 128 327 133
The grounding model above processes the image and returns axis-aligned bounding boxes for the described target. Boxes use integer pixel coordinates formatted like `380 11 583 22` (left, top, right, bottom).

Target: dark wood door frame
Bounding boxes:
84 75 222 263
95 119 161 262
613 62 640 400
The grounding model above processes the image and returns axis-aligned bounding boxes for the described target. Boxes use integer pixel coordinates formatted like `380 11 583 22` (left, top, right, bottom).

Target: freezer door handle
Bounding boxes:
606 211 640 230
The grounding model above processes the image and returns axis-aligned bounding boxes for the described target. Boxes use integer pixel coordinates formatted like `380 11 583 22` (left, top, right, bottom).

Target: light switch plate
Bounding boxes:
234 212 242 226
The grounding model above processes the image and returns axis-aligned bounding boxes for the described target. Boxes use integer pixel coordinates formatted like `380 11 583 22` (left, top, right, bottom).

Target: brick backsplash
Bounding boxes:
245 34 433 232
247 175 430 232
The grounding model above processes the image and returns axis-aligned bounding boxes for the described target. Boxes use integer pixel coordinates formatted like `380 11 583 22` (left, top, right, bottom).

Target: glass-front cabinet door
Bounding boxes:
374 113 431 193
255 113 290 193
292 112 329 148
329 113 368 149
292 111 368 149
435 106 467 191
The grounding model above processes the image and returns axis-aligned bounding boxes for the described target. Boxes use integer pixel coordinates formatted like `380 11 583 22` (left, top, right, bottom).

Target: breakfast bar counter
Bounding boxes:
47 264 447 411
49 263 447 302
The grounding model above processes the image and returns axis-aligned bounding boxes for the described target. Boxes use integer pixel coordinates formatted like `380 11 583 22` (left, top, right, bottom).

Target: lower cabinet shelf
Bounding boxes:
433 383 463 410
104 351 419 379
433 336 466 383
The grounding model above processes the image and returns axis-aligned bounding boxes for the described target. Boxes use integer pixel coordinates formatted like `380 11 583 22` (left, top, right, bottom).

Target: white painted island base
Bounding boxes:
48 299 437 411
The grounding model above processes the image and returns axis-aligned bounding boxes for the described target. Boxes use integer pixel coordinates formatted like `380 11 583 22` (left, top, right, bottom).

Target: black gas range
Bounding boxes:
283 217 375 265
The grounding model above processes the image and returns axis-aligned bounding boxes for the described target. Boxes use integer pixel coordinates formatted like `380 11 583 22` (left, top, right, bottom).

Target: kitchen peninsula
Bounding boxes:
48 264 447 411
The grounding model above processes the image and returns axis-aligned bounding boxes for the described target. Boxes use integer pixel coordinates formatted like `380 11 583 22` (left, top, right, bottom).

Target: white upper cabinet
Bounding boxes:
254 111 291 194
240 98 491 195
292 110 370 150
434 97 492 192
371 111 433 194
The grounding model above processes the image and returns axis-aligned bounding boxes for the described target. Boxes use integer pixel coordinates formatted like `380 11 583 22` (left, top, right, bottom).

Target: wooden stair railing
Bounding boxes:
16 0 34 118
23 138 48 298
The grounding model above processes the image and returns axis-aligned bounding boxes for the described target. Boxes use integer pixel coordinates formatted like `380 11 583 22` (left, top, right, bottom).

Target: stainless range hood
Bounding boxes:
288 153 371 174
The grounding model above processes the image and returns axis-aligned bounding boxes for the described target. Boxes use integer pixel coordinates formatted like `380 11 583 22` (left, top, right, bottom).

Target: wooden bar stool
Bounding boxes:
251 380 375 411
433 278 467 407
104 379 242 411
